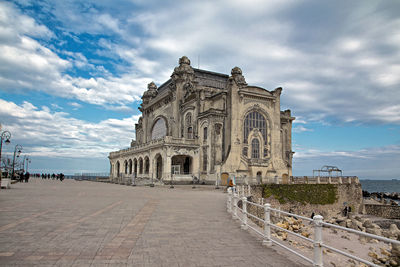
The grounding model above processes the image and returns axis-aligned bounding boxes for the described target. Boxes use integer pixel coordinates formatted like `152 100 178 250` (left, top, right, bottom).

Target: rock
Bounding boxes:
389 259 398 266
292 224 300 232
363 219 373 228
277 231 288 240
301 231 310 238
368 251 378 259
339 221 346 227
354 215 362 221
381 248 391 256
389 224 400 239
276 222 288 230
366 227 382 236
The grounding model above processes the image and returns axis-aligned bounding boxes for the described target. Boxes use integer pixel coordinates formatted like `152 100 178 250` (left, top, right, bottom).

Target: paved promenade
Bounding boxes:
0 179 304 266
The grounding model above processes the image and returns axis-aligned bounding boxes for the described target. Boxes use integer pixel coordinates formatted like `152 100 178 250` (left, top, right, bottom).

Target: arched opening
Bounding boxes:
203 126 207 141
256 171 262 184
116 161 120 177
139 158 143 174
155 154 163 179
171 155 192 175
134 159 138 177
128 159 132 174
124 160 128 174
144 156 149 174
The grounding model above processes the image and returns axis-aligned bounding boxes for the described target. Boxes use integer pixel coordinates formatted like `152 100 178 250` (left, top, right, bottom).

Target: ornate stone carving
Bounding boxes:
142 81 158 104
231 66 247 87
171 56 195 83
184 81 194 99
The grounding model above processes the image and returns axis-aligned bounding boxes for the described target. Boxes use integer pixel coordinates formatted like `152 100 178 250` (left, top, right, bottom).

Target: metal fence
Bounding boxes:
227 188 400 267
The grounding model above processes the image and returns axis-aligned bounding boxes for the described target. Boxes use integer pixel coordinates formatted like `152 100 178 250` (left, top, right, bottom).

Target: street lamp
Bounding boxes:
11 145 22 179
0 130 11 180
25 156 31 173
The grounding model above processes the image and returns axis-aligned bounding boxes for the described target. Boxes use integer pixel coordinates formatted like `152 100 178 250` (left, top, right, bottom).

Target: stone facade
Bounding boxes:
109 56 294 184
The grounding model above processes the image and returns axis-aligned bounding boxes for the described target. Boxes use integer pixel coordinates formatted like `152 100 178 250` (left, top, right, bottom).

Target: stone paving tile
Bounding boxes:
0 179 306 266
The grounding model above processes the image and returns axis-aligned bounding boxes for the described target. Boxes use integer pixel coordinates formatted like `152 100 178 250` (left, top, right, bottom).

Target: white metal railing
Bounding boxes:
226 187 400 267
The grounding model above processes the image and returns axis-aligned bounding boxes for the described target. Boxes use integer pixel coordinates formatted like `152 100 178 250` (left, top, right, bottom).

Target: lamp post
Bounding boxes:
11 145 22 179
0 130 11 180
25 156 31 173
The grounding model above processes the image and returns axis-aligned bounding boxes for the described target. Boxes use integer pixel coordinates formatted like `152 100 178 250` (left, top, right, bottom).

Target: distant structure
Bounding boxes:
313 165 343 178
109 56 295 184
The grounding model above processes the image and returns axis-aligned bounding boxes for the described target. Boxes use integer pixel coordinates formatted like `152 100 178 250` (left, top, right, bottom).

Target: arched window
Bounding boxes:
185 113 192 125
203 127 207 141
185 113 193 139
152 118 167 140
244 111 267 144
187 127 193 139
251 138 260 159
242 147 248 157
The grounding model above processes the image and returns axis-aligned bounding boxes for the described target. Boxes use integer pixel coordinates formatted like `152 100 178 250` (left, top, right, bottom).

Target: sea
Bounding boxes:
360 179 400 193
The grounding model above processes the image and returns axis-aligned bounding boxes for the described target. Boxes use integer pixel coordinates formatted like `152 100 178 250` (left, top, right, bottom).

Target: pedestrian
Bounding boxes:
24 172 30 183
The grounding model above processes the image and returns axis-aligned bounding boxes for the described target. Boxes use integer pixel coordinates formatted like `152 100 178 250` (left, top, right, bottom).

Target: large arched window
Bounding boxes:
251 138 260 159
244 111 267 144
152 118 167 140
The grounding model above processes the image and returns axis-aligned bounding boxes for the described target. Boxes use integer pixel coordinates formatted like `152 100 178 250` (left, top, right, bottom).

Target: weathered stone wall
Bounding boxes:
365 204 400 219
246 182 363 220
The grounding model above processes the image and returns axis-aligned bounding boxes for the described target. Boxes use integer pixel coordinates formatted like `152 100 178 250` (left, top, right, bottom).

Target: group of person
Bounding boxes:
41 173 65 181
12 172 30 183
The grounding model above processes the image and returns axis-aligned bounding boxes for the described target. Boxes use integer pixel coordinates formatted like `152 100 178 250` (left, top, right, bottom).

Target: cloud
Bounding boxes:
293 125 313 133
0 2 152 108
2 0 400 126
0 99 139 158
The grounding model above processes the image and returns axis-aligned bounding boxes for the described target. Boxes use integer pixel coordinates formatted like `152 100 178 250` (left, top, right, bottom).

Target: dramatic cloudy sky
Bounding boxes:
0 0 399 178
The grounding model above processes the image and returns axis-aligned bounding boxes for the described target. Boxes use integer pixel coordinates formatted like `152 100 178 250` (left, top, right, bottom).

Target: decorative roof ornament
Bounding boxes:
231 66 247 87
171 56 194 82
142 81 158 104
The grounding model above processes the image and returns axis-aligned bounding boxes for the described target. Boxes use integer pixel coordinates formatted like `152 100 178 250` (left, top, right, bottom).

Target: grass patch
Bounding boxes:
262 184 338 205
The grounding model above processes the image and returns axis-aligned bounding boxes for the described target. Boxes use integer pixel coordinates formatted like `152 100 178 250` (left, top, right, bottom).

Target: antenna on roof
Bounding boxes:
197 54 200 69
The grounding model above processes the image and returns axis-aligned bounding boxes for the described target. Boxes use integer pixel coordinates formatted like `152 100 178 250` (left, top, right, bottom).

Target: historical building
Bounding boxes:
109 56 294 185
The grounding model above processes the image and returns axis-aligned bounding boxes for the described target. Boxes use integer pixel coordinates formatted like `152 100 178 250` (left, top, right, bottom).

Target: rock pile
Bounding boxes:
273 216 311 241
326 215 400 266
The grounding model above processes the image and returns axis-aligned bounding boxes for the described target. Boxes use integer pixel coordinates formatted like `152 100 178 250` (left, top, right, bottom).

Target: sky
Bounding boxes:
0 0 399 179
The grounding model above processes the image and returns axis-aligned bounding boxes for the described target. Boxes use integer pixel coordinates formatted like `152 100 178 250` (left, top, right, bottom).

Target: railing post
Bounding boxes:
263 203 272 247
227 188 232 213
241 197 248 230
233 192 238 220
313 215 324 267
231 189 235 216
